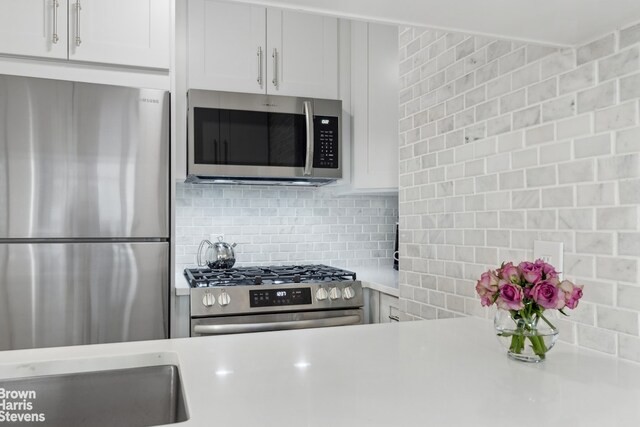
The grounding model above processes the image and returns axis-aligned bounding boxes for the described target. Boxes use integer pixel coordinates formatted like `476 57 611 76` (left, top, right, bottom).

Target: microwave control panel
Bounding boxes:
314 116 339 169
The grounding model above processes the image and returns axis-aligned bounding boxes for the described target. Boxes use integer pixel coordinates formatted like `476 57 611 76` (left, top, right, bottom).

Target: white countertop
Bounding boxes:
175 271 191 296
175 266 399 297
1 318 639 426
352 266 398 296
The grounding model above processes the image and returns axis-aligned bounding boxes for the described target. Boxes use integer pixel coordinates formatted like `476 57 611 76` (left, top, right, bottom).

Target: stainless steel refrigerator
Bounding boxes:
0 75 169 351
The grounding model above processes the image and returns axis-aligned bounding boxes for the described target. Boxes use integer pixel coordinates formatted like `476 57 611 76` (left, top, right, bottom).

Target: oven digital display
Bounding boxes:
250 288 312 307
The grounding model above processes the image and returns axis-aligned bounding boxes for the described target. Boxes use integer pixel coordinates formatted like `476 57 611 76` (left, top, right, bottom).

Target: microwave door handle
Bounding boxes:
303 101 314 176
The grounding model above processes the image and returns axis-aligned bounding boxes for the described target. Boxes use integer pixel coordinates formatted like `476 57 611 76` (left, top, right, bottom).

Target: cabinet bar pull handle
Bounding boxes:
272 48 278 87
52 0 59 44
256 46 263 86
75 1 82 46
389 315 400 322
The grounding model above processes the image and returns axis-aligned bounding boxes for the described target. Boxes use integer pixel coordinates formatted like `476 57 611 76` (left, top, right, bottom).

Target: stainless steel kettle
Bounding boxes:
197 236 237 269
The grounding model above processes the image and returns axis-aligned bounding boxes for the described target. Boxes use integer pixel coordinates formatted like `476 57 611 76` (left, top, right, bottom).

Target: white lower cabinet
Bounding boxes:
349 21 399 192
172 295 191 339
379 292 400 323
365 288 400 324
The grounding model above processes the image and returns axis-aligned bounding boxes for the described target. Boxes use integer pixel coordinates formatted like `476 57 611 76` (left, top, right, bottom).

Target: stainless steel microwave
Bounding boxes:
187 90 342 186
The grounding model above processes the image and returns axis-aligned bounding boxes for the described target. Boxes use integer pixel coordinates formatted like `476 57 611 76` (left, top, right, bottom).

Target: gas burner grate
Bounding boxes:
184 264 357 288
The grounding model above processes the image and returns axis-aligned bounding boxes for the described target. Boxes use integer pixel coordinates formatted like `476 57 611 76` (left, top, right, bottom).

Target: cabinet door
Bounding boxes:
351 22 399 191
0 0 67 59
68 0 170 68
379 292 399 323
365 289 381 324
266 9 338 99
188 0 266 94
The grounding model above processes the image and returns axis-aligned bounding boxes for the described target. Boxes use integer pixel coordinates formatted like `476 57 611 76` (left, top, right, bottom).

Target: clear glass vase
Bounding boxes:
494 309 559 362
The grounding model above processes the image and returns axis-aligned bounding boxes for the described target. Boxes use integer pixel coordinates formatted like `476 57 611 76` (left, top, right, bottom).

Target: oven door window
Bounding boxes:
194 107 306 167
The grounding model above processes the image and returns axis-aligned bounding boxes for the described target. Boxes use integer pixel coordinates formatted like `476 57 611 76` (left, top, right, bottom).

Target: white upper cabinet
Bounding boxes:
188 1 339 99
68 0 170 68
350 22 399 192
0 0 68 59
188 0 266 94
0 0 169 69
266 9 338 99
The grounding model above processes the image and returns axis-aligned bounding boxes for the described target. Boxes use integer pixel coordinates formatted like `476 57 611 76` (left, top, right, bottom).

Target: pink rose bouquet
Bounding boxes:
476 259 583 360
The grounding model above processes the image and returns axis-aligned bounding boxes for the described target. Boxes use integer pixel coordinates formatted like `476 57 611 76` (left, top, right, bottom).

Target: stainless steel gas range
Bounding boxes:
184 265 364 336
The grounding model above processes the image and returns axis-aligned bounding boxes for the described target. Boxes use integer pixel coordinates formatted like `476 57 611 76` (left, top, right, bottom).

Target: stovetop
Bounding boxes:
184 264 357 288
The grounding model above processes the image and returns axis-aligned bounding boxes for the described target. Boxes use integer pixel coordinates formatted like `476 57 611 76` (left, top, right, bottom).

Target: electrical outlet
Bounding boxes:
533 241 564 279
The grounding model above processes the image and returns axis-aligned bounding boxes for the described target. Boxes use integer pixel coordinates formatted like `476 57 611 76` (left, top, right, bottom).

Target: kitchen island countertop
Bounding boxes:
1 317 639 426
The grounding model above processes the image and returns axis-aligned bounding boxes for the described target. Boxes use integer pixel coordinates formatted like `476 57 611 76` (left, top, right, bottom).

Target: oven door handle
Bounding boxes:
193 314 361 335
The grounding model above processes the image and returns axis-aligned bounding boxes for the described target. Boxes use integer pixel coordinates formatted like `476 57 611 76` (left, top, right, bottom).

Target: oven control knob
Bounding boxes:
202 292 216 308
218 291 231 307
343 286 355 300
329 287 342 300
315 287 328 301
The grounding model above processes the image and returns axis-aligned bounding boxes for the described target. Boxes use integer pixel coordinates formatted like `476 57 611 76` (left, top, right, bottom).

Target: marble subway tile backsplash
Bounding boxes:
175 183 398 271
398 23 640 363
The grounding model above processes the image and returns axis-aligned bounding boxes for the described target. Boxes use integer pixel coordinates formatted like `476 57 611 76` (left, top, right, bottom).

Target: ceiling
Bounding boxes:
235 0 640 47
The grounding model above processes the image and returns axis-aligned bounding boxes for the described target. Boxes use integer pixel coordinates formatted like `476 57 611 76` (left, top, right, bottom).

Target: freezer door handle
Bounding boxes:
193 315 361 335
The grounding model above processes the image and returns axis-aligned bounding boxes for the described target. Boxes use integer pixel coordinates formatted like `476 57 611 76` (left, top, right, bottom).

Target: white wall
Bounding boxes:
176 183 398 271
398 23 640 362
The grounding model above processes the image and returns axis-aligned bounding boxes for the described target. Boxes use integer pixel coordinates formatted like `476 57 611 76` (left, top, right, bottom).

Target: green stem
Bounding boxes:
509 333 523 354
528 334 547 358
508 311 525 354
539 312 557 330
507 309 551 358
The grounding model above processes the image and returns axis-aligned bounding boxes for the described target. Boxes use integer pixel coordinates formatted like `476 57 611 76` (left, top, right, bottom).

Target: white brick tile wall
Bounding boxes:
528 78 557 104
176 183 398 271
620 23 640 49
598 47 639 82
577 324 617 354
619 179 640 204
577 183 615 206
597 306 639 335
619 334 640 362
541 50 575 78
619 232 640 255
559 63 595 94
594 102 637 132
577 81 616 113
574 134 611 159
577 34 615 65
556 114 591 139
399 22 640 362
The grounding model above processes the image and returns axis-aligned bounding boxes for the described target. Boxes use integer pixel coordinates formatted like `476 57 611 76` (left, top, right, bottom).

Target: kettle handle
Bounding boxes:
197 239 213 267
217 235 237 248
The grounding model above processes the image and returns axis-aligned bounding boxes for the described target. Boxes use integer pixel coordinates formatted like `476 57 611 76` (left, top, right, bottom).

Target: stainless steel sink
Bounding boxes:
0 365 188 426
